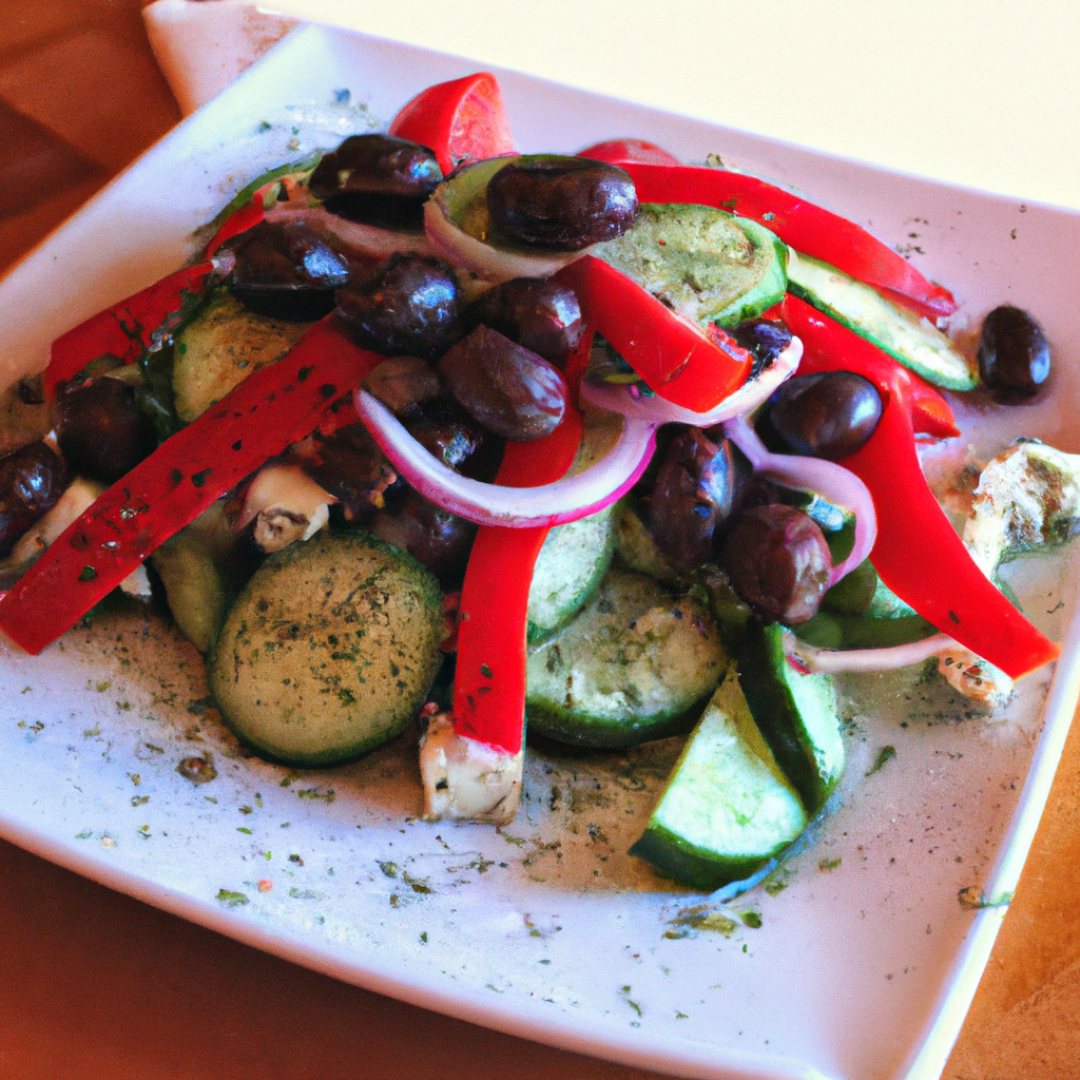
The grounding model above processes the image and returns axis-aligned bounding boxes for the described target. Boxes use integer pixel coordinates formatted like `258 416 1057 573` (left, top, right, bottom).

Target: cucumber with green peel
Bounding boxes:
208 532 445 766
172 287 312 423
593 202 788 329
786 249 978 390
734 622 844 813
526 506 617 645
630 666 808 890
526 569 726 749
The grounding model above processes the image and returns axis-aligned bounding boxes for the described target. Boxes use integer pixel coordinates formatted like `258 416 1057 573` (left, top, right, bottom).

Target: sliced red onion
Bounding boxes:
722 413 877 588
423 196 587 284
782 628 956 675
580 336 802 426
354 390 656 528
266 201 435 259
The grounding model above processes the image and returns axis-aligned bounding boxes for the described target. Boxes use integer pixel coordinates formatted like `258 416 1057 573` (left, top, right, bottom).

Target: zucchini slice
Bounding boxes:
172 287 312 423
630 666 808 890
786 249 978 390
526 569 726 748
208 532 444 766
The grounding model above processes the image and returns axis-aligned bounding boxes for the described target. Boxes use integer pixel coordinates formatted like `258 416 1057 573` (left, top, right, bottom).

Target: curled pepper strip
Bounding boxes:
451 338 589 754
783 295 1059 680
609 160 957 322
555 255 752 412
387 72 515 176
0 319 384 655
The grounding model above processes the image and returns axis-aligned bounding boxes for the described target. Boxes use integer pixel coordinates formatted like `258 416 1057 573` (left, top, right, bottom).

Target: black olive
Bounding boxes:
720 504 832 624
438 325 567 441
467 277 583 364
486 155 637 251
647 428 735 572
369 490 477 587
730 318 793 378
309 134 442 231
55 377 157 485
335 254 464 359
977 305 1051 400
230 220 350 321
764 372 882 461
0 441 67 558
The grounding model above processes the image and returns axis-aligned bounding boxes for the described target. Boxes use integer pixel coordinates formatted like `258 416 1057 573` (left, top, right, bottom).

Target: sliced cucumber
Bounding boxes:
593 202 787 329
630 666 808 890
786 249 978 390
208 532 444 766
734 622 844 813
150 501 245 653
526 506 616 645
172 287 312 423
526 569 726 748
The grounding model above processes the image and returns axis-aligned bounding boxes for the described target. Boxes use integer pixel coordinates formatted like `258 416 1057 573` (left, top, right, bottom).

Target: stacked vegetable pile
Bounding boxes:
0 72 1065 890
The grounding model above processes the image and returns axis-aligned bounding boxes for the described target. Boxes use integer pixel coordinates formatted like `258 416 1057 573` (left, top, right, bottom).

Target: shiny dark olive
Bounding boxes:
486 155 637 251
309 133 442 230
362 356 443 416
648 428 735 572
0 441 67 558
765 372 882 461
55 377 157 485
467 277 583 363
730 318 794 378
977 305 1051 400
230 220 350 321
721 504 832 625
336 254 464 359
370 490 477 586
299 422 401 524
406 414 487 473
438 325 568 441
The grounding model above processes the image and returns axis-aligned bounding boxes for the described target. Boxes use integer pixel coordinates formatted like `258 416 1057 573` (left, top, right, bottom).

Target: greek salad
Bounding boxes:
0 71 1074 893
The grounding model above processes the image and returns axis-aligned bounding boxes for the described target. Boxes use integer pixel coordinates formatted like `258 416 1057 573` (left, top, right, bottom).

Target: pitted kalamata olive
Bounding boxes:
765 372 882 461
55 377 157 485
309 133 442 230
467 277 583 363
362 356 444 416
0 441 66 557
297 423 400 523
370 490 477 586
977 305 1051 400
437 325 567 441
230 220 350 321
336 254 464 359
406 413 487 472
730 318 794 378
486 155 637 251
720 504 832 624
648 428 735 572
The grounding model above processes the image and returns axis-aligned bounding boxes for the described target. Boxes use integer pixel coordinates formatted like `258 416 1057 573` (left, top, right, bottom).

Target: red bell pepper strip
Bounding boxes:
387 72 515 177
555 255 752 412
609 161 957 322
0 318 383 655
451 337 589 754
577 138 681 167
783 295 1058 680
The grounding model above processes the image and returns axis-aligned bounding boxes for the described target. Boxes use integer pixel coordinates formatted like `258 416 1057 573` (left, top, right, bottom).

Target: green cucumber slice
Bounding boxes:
526 506 616 645
208 532 444 766
786 249 978 390
593 202 787 329
526 569 726 748
630 666 808 890
734 622 844 813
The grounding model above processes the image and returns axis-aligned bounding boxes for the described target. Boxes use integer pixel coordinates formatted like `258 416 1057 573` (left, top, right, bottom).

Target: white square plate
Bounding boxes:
0 24 1078 1080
